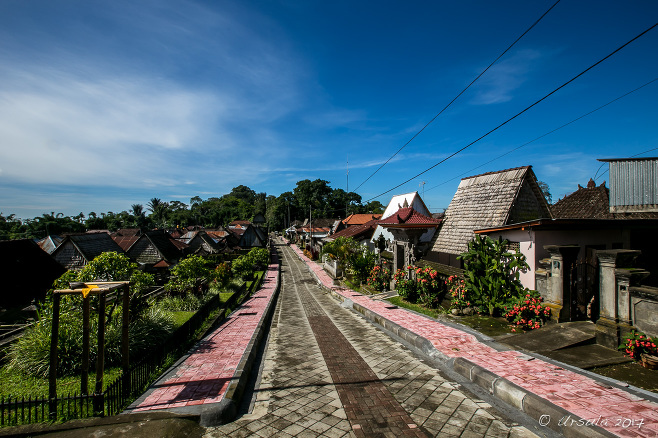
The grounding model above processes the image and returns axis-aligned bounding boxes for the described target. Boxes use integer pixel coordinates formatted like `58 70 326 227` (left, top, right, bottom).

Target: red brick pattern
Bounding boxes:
291 244 658 437
297 283 428 437
133 261 279 412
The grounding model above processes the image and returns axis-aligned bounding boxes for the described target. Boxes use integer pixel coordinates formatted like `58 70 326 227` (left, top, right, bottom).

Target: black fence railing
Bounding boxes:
0 281 254 427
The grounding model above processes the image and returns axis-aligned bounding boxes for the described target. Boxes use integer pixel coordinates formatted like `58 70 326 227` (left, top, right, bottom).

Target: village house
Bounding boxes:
424 166 551 271
51 233 125 271
0 239 66 308
126 230 187 271
371 192 436 255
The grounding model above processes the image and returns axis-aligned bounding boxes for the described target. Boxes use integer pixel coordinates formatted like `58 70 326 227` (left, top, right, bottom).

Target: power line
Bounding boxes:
594 146 658 181
352 0 561 192
365 21 658 203
426 77 658 192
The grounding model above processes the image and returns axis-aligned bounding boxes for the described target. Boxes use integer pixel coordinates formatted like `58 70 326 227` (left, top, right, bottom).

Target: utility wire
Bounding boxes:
353 0 561 192
426 77 658 192
594 146 658 181
365 21 658 203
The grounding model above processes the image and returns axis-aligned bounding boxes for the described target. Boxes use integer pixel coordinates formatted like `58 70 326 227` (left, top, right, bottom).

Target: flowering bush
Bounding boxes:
446 276 471 311
367 263 391 292
503 291 551 331
393 268 417 302
416 266 443 308
619 329 658 360
213 262 232 288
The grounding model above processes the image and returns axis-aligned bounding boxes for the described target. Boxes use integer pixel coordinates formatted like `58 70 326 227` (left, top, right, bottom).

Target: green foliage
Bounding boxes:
232 254 254 280
165 255 212 295
212 262 232 288
77 251 138 282
459 235 529 316
346 247 376 285
321 236 360 264
155 294 202 312
7 305 174 378
393 269 417 302
619 329 658 361
230 247 269 280
247 247 269 269
447 275 471 310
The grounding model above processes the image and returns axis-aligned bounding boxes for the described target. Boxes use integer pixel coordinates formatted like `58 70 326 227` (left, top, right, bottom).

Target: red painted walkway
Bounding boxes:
291 244 658 438
132 261 279 412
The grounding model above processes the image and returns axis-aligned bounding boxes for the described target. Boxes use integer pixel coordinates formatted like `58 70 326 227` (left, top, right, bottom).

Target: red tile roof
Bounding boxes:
341 213 382 226
328 220 379 240
377 207 441 227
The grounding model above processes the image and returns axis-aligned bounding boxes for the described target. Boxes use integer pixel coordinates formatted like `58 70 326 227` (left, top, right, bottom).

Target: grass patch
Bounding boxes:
171 311 195 328
387 297 442 319
343 279 361 292
0 366 123 398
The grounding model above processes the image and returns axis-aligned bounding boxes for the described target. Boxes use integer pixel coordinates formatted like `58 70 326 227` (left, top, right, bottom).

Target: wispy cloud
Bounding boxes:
471 49 543 105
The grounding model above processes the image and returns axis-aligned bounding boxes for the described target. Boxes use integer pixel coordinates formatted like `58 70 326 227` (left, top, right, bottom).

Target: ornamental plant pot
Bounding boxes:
641 353 658 370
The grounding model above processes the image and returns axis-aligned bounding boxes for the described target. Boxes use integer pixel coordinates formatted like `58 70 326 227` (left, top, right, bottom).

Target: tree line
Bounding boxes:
0 179 385 240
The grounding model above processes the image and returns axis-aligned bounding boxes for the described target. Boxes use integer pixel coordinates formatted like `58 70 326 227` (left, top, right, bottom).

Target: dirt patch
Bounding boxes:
590 361 658 393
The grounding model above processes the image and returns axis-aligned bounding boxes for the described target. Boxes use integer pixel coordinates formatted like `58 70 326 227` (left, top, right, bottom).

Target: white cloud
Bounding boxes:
471 49 542 105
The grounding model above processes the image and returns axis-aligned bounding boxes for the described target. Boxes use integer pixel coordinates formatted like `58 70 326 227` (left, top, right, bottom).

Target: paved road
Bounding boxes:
205 243 536 438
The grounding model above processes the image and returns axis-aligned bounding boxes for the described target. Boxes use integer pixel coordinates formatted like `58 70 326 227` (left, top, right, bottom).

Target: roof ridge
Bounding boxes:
461 165 531 181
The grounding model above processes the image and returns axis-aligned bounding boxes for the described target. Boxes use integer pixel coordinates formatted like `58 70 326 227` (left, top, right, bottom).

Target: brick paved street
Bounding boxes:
204 243 536 437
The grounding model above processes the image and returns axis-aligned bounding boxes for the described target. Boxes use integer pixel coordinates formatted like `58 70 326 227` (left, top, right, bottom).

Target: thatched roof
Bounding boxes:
431 166 551 255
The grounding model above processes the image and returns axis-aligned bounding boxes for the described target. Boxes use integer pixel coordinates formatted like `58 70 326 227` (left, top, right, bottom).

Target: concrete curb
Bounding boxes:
292 249 621 438
200 259 281 427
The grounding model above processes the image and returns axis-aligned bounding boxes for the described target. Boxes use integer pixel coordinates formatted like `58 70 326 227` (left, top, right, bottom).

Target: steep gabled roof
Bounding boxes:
431 166 551 255
143 230 184 262
58 233 124 262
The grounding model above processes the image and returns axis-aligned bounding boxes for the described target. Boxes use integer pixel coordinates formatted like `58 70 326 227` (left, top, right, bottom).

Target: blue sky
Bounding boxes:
1 0 657 219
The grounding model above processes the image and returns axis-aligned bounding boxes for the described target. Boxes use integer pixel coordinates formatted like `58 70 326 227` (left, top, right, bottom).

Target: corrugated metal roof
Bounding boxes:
605 158 658 208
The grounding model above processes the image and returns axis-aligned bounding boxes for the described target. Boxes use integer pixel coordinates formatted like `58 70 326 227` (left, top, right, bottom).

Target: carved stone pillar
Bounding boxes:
595 250 642 349
543 245 580 321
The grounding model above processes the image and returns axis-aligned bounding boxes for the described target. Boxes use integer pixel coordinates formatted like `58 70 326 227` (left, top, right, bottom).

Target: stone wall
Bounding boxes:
630 286 658 339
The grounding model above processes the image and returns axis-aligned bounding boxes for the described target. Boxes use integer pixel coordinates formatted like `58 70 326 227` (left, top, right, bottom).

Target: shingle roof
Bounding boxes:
144 230 184 262
552 179 658 219
67 233 125 261
431 166 551 255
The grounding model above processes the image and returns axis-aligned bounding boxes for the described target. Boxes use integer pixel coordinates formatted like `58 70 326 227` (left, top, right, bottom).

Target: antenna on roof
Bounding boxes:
419 181 426 200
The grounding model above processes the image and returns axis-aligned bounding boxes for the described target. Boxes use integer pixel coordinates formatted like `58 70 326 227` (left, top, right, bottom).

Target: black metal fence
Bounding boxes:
0 282 252 427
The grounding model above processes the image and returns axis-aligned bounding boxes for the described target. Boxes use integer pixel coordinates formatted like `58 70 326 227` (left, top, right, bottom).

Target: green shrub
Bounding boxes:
166 254 213 295
459 235 529 316
393 269 417 303
8 304 175 378
156 294 202 312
